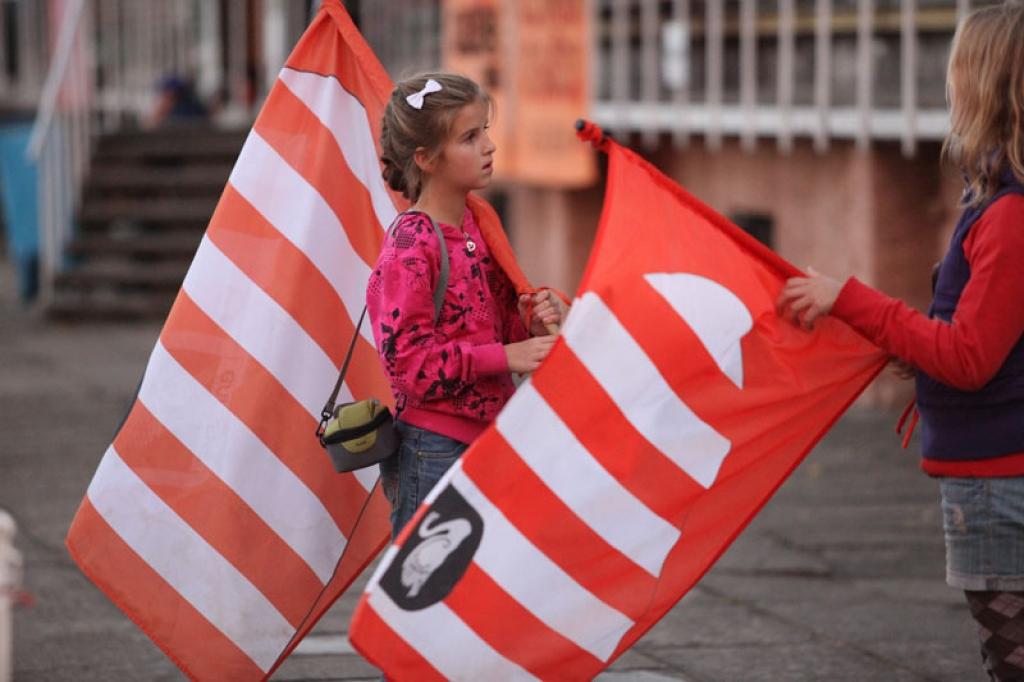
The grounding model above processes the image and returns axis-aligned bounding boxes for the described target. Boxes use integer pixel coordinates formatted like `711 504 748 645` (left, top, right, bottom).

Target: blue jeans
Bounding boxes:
941 476 1024 591
379 421 468 538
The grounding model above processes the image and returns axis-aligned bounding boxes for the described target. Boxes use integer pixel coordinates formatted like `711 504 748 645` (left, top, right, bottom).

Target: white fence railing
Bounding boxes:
592 0 994 155
358 0 982 156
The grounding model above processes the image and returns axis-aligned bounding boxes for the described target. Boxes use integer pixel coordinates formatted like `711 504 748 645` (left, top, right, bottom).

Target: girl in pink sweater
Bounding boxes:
367 72 563 537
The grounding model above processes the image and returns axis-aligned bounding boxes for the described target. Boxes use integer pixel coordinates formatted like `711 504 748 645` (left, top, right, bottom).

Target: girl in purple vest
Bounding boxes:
778 3 1024 679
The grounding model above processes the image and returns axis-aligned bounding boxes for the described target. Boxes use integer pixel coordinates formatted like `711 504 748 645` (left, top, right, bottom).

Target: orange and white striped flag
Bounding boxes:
65 3 400 679
348 131 887 680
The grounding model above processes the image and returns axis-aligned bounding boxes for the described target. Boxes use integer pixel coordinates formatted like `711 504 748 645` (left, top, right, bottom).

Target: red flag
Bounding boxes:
348 130 886 679
66 3 401 679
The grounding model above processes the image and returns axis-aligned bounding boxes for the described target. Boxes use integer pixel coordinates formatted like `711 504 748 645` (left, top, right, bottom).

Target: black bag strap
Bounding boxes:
317 211 450 437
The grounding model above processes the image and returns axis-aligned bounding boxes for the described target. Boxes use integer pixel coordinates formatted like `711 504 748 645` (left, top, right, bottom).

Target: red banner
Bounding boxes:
66 3 398 678
349 131 886 680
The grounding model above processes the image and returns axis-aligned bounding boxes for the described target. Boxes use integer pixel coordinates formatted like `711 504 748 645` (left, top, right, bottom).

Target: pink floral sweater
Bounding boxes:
366 207 529 444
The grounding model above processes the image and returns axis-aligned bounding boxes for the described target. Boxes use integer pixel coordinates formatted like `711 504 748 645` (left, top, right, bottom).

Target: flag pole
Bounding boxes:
575 119 610 152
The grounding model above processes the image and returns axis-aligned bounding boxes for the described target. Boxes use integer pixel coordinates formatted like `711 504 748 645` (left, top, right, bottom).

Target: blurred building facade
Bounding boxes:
0 0 1002 405
357 0 997 405
0 0 316 317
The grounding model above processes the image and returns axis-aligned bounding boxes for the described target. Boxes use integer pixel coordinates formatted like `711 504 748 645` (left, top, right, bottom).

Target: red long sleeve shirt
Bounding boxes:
832 193 1024 476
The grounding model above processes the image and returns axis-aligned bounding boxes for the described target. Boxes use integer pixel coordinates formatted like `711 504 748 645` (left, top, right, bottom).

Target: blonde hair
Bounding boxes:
943 1 1024 206
379 72 493 201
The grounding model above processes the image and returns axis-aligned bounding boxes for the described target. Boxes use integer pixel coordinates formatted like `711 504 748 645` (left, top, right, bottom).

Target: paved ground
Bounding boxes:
0 261 985 681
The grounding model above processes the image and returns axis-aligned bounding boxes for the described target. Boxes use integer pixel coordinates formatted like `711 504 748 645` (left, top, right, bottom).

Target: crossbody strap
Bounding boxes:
317 210 451 436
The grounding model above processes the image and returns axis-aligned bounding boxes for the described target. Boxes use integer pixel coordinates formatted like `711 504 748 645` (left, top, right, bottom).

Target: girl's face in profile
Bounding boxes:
430 100 496 194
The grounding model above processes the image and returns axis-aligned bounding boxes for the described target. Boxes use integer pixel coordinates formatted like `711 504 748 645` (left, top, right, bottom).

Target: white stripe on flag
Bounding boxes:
184 236 352 417
88 447 294 672
366 589 536 681
278 67 398 232
139 340 346 583
451 469 634 662
228 130 375 347
644 273 752 390
562 292 732 488
496 382 681 577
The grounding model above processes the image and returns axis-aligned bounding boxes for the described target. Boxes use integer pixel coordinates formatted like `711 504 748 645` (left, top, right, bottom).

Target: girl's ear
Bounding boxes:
413 147 437 174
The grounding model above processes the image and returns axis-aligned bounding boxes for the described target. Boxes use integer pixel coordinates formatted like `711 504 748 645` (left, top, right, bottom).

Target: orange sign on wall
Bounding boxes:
443 0 595 188
508 0 594 187
442 0 510 179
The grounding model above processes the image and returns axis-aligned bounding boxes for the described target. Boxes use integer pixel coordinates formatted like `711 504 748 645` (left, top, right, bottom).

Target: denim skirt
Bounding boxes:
940 476 1024 591
378 420 468 538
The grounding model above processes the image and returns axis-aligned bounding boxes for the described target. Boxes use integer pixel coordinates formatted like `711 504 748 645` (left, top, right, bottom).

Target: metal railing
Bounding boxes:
591 0 991 155
27 0 93 305
17 0 314 303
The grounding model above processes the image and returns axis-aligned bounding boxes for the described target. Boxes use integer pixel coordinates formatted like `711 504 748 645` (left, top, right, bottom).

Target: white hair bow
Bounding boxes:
405 79 442 110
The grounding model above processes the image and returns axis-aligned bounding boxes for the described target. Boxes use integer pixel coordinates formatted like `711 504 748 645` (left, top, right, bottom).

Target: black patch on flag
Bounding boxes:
380 485 483 611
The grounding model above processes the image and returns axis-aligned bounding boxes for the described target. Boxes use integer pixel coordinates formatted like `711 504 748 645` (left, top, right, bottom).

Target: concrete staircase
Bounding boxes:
48 126 247 320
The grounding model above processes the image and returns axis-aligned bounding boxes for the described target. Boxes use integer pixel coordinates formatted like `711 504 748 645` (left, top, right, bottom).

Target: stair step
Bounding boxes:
79 197 217 225
88 164 232 193
54 260 188 291
69 232 202 259
94 130 247 163
53 127 237 322
47 291 177 321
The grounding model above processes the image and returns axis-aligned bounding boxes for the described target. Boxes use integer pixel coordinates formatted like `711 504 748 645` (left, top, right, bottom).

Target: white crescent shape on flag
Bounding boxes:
643 273 753 389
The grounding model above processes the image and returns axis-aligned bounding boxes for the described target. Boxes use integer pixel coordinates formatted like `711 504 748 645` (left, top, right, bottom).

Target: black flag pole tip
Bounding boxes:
575 119 610 151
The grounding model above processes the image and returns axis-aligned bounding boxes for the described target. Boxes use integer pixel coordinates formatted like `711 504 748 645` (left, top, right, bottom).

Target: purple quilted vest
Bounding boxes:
916 169 1024 462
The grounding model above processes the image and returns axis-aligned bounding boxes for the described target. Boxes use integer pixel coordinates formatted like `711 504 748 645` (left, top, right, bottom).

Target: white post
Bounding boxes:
97 0 114 129
670 0 690 148
177 0 192 76
227 0 250 121
814 0 832 153
263 0 289 98
611 0 629 107
901 0 917 157
640 0 659 147
124 1 143 118
777 0 795 154
142 0 159 118
706 0 723 151
739 0 756 152
856 0 873 150
0 511 21 682
197 0 223 107
152 0 166 84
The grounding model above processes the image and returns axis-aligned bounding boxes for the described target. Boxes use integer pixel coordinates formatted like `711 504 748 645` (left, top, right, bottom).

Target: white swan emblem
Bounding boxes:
401 512 473 598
